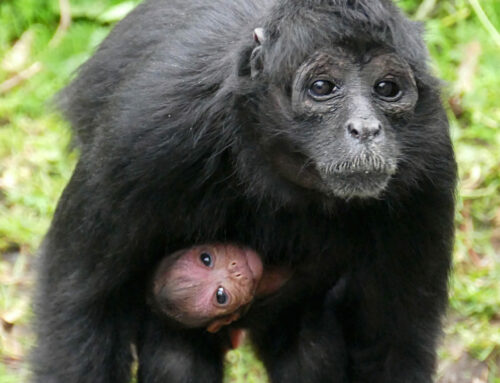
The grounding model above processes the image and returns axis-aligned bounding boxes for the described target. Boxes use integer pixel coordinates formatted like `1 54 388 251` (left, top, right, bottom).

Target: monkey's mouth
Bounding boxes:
270 145 397 198
317 157 397 199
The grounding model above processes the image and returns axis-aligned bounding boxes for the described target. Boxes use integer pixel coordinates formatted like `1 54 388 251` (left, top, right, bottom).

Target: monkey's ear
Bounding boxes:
237 28 266 78
250 28 266 78
253 28 266 45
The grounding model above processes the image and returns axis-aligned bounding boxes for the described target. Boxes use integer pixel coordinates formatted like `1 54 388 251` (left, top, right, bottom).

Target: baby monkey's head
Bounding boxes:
151 244 264 333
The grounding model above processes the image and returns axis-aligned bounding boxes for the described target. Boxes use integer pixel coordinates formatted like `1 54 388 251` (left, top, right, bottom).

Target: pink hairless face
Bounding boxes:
154 244 264 332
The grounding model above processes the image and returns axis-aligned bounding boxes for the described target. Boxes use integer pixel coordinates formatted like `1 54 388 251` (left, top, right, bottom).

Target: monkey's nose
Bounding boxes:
346 118 382 142
228 263 243 275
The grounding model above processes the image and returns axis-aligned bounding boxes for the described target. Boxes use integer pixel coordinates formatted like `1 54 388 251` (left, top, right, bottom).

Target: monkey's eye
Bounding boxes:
374 80 401 100
309 80 337 99
215 287 228 305
200 252 213 267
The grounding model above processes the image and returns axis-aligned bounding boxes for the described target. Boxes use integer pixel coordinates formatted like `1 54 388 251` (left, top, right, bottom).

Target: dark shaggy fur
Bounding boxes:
32 0 456 382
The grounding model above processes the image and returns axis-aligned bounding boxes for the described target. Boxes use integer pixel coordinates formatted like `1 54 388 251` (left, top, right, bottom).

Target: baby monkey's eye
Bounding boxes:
200 252 213 267
216 287 228 305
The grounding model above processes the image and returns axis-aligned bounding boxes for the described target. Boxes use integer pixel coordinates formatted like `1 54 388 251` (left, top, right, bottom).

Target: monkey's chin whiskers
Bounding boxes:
318 154 397 176
317 156 397 199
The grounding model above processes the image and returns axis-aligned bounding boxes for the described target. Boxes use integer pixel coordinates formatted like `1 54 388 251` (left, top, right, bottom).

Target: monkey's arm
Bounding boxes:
340 189 454 383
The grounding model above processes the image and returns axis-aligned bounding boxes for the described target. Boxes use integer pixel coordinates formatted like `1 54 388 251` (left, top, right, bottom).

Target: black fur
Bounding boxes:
32 0 456 382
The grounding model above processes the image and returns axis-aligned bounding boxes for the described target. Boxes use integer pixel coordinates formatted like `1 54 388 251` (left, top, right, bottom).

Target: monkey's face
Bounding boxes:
257 48 418 199
153 245 263 332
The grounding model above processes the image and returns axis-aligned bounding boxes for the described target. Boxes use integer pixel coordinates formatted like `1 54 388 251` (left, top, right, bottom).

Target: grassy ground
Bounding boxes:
0 0 499 382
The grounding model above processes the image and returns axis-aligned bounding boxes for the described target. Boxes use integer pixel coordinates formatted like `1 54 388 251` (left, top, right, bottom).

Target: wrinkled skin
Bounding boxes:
259 48 418 199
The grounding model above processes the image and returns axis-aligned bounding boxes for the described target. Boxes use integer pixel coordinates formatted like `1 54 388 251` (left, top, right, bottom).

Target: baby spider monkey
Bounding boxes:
150 244 291 334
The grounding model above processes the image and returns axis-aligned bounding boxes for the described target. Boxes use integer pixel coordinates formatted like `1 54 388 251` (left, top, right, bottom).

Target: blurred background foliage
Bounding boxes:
0 0 499 382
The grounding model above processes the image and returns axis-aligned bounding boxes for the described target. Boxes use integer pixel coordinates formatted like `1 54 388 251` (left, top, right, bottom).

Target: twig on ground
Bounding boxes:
49 0 72 47
0 62 42 94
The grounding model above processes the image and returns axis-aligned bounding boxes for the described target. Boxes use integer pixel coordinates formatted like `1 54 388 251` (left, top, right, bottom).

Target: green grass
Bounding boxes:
0 0 499 382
